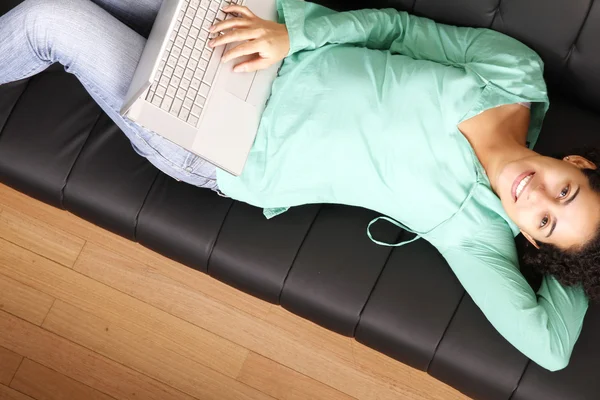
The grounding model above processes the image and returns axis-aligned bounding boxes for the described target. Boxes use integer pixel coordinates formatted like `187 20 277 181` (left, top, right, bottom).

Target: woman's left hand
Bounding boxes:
208 5 290 72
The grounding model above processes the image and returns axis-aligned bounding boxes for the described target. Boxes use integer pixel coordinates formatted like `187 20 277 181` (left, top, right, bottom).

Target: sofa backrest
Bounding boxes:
319 0 600 114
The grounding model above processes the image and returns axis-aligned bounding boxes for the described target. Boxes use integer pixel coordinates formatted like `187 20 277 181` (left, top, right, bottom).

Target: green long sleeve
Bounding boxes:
278 0 547 103
439 219 588 371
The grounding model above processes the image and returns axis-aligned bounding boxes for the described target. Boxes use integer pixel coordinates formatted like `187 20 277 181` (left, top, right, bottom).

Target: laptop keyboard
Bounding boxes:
146 0 244 127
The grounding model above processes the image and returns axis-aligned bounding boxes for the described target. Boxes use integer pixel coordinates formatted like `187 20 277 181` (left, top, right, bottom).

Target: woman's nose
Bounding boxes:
527 184 552 204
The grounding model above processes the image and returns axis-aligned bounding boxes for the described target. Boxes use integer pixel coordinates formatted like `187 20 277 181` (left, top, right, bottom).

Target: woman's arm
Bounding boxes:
440 222 588 371
279 0 546 100
210 0 547 99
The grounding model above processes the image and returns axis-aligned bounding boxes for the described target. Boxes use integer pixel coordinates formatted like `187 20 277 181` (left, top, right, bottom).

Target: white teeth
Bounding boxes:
516 174 533 199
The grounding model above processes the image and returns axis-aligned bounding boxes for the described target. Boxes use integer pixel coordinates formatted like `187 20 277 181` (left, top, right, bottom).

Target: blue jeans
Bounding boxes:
0 0 219 189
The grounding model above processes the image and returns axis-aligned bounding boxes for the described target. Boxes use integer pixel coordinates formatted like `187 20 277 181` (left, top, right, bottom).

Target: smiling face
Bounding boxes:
496 155 600 251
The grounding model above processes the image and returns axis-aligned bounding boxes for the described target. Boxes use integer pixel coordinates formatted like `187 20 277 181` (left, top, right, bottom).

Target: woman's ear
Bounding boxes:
564 155 597 170
521 230 540 249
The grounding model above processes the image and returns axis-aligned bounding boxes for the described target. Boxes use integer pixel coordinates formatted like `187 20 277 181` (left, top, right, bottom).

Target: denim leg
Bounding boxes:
0 0 218 189
89 0 164 37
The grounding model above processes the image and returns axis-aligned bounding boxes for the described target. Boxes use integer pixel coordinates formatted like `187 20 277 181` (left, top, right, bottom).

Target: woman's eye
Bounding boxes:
540 215 549 228
559 185 570 198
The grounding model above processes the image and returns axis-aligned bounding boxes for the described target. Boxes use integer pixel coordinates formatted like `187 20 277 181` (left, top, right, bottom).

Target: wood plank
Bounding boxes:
0 347 22 386
0 274 54 325
0 237 248 380
69 240 452 400
43 300 273 400
265 307 355 365
0 183 270 319
71 242 250 377
238 352 355 400
141 253 272 320
0 384 34 400
0 310 195 400
351 342 468 400
265 308 467 399
11 359 116 400
0 209 85 268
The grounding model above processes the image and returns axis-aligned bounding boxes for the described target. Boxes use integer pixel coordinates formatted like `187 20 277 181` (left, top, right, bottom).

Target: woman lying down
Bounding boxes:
2 0 599 371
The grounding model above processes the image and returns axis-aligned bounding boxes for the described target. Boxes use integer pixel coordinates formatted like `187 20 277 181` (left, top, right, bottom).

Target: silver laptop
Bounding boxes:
120 0 281 176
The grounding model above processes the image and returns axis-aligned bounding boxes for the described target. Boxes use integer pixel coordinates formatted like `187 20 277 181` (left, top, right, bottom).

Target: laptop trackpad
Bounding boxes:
223 69 255 100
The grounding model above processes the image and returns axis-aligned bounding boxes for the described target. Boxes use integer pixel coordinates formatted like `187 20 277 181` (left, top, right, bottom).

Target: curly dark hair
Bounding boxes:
524 147 600 301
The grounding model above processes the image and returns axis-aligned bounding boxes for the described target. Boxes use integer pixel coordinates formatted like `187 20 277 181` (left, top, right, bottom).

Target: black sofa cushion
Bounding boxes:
0 66 100 208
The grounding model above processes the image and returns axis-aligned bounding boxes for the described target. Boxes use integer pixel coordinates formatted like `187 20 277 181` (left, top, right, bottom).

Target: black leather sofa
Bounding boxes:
2 0 600 399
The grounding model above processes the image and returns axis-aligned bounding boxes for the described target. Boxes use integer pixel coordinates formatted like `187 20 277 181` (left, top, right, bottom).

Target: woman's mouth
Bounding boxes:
512 172 535 202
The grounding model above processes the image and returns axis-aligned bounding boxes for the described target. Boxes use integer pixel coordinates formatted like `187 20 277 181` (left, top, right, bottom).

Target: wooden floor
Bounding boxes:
0 182 470 400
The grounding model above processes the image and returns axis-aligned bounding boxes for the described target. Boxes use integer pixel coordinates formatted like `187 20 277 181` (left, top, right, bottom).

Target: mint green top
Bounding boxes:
216 0 589 370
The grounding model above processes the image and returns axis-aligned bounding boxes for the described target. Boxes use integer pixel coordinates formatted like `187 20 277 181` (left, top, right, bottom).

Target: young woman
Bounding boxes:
2 0 600 371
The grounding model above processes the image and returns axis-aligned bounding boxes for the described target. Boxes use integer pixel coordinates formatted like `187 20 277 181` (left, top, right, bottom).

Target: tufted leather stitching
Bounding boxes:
59 110 102 209
352 230 406 337
490 0 503 28
426 291 466 372
204 199 235 275
410 0 417 13
507 359 531 400
564 0 595 68
0 79 31 140
132 172 160 242
276 206 323 304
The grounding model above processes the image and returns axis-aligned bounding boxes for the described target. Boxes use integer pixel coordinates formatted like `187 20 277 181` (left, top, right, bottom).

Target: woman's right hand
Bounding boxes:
208 5 290 73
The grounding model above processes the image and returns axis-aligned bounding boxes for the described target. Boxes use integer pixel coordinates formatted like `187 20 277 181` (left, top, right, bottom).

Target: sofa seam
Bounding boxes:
276 205 323 305
490 0 503 27
507 359 530 400
425 290 466 373
0 78 33 141
132 172 160 242
205 199 235 275
564 0 595 69
351 235 400 337
59 111 102 209
410 0 418 13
